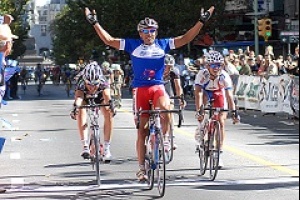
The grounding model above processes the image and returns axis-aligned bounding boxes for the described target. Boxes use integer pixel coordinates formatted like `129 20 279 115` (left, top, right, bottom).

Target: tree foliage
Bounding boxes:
52 0 226 64
0 0 30 60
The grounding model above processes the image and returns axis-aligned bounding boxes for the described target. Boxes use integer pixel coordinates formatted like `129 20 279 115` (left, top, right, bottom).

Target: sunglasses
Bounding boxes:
209 63 222 69
140 29 156 34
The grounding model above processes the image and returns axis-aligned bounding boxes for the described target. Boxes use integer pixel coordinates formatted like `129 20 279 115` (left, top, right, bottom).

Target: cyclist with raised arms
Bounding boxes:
85 6 215 181
70 62 114 162
194 50 240 168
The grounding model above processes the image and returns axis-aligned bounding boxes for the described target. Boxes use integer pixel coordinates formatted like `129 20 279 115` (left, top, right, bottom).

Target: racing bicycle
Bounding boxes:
136 102 183 197
79 95 115 186
196 100 228 181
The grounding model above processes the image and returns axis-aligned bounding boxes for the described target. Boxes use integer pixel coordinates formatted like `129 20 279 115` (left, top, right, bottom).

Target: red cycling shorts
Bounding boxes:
134 85 169 117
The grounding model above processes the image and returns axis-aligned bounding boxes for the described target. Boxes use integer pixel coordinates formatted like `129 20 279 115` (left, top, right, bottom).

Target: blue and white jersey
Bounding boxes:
120 39 175 88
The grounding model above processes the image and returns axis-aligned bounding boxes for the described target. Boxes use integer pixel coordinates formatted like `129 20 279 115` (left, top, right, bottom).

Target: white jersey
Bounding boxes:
195 69 233 91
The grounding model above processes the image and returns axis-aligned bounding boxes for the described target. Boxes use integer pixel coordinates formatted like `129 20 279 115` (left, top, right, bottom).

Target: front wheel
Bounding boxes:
157 131 166 197
165 122 174 165
209 121 221 181
93 128 101 186
145 156 154 190
198 141 209 176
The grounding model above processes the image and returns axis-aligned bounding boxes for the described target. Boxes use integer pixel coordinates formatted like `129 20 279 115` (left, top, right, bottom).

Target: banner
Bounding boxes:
235 76 262 110
290 76 299 118
259 75 293 114
235 75 296 115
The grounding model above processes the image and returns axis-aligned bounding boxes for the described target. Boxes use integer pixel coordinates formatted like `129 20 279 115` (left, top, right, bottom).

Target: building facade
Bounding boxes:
27 0 66 56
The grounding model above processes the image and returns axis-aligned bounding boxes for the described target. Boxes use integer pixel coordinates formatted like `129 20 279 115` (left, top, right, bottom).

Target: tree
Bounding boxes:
0 0 30 60
52 0 226 64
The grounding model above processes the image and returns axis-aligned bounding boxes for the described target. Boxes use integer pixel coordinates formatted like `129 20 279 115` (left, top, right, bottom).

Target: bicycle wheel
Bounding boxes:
198 139 209 176
145 155 154 190
156 131 166 197
209 121 221 181
165 122 174 165
93 127 101 186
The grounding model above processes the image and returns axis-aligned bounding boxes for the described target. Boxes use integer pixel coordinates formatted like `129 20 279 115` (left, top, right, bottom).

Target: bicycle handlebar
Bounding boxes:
78 100 116 116
136 109 184 129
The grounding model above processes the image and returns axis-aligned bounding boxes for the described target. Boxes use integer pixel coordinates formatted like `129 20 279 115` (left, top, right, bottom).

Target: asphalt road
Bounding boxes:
0 82 299 200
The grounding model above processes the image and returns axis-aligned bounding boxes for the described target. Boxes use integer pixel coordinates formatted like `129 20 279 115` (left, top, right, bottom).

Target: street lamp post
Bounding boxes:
254 0 259 56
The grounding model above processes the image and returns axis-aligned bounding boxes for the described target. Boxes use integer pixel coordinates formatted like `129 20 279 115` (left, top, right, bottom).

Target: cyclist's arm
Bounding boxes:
225 89 236 111
195 85 204 111
85 7 121 49
174 7 214 49
93 23 121 50
174 78 183 97
74 90 84 107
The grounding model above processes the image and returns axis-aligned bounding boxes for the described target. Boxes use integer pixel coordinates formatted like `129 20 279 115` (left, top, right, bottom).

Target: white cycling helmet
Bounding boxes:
205 50 224 64
137 17 159 31
164 54 175 66
83 62 103 86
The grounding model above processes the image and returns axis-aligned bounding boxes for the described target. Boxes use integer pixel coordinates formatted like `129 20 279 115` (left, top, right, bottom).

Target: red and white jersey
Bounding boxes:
195 69 233 91
195 69 233 108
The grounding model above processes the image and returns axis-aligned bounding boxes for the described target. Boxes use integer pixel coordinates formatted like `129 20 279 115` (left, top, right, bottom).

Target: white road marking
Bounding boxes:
11 137 22 142
6 177 298 193
10 178 24 189
10 152 21 160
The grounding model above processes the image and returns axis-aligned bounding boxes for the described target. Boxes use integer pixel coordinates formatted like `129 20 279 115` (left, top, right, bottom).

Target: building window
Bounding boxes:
41 25 47 36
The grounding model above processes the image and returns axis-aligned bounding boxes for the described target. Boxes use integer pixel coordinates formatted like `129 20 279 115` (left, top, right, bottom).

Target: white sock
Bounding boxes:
81 140 89 148
104 141 110 150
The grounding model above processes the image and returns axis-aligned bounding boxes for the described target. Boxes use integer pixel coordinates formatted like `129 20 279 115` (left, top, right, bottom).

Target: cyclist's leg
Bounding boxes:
101 88 114 160
75 91 90 158
135 87 151 179
219 112 228 150
154 86 171 135
77 105 90 158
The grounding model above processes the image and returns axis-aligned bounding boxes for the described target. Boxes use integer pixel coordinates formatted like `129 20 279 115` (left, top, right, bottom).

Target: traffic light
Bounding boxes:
264 18 272 39
258 18 266 38
257 18 272 41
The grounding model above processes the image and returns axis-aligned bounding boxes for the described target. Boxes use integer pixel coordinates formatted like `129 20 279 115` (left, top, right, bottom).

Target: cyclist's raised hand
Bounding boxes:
85 7 98 25
199 6 215 24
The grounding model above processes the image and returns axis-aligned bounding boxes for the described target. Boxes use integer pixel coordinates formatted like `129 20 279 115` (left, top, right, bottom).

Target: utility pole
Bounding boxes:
254 0 259 56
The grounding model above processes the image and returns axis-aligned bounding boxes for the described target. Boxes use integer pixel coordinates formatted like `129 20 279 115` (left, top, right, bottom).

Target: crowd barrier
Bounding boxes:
234 74 299 118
